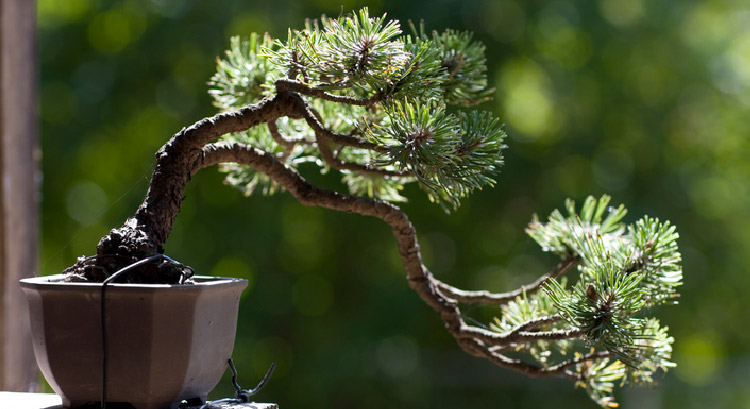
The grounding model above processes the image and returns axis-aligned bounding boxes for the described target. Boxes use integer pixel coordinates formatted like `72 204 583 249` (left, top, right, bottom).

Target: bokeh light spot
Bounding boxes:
38 0 92 27
598 0 644 27
680 3 730 52
632 61 674 106
65 181 109 224
87 8 146 54
715 28 750 97
499 59 558 142
211 256 255 292
536 24 592 69
535 2 592 69
675 332 726 386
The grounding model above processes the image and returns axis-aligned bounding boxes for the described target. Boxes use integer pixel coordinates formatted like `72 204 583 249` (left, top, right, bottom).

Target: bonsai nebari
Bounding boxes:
63 8 682 407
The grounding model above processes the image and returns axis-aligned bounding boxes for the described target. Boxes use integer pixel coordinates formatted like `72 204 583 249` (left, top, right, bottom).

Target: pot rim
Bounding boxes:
20 274 247 291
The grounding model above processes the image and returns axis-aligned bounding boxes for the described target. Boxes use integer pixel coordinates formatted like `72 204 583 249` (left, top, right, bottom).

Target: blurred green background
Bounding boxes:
37 0 749 408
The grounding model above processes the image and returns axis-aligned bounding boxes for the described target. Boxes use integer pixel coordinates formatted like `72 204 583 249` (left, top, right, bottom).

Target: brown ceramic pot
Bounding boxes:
20 275 248 409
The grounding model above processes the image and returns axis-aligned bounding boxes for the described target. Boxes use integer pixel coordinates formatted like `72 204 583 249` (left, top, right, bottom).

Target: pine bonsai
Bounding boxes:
63 8 682 407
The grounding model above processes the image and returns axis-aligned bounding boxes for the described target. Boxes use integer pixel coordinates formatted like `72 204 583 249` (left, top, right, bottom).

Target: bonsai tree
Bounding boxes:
63 8 682 407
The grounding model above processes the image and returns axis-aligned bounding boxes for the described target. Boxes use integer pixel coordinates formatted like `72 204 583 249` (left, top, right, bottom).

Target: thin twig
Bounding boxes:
267 119 314 147
436 256 579 305
300 104 387 152
545 351 611 373
515 328 587 341
299 105 411 178
313 132 409 178
459 338 580 380
515 314 562 332
275 78 383 106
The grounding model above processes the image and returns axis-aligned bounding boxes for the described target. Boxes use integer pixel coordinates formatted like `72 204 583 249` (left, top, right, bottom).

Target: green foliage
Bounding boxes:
267 9 410 93
208 8 504 210
530 195 682 310
490 287 573 364
571 319 675 407
520 195 682 406
208 34 280 109
388 37 445 101
628 217 682 306
409 21 494 106
576 358 626 408
313 8 408 92
367 99 505 209
526 195 628 257
338 146 411 202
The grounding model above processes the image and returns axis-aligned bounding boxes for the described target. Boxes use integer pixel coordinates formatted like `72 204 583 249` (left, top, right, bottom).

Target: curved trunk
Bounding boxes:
68 91 306 283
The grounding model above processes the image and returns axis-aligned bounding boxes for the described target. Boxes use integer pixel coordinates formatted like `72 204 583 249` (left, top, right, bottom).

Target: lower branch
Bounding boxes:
196 141 591 379
436 256 578 305
198 141 456 316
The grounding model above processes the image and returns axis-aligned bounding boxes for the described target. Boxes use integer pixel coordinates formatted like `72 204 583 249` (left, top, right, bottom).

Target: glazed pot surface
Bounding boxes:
21 275 247 409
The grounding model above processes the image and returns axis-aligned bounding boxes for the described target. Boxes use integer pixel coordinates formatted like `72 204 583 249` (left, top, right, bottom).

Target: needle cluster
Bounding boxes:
208 7 505 211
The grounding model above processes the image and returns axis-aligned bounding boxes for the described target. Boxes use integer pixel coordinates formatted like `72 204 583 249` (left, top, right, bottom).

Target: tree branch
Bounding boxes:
275 78 383 106
313 132 409 178
515 314 562 332
267 119 314 147
112 90 308 252
195 141 592 378
545 351 611 373
295 103 411 178
196 140 461 321
436 256 578 305
514 328 586 341
459 338 580 380
300 103 386 152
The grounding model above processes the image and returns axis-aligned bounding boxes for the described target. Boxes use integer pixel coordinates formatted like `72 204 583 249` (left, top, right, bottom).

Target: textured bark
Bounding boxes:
131 91 305 247
65 91 307 282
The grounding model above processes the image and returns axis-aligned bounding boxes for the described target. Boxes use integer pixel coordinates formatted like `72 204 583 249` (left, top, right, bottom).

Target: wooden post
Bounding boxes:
0 0 39 391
